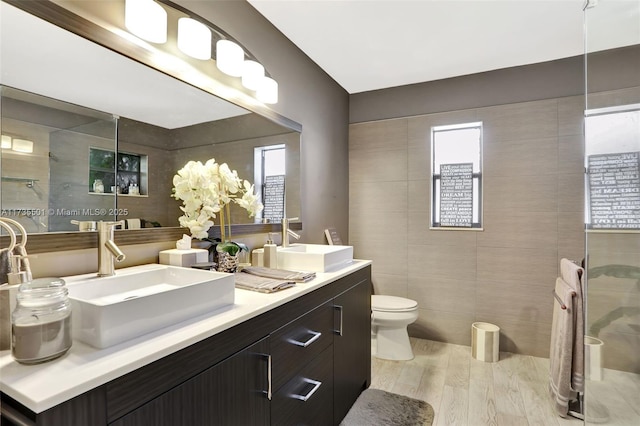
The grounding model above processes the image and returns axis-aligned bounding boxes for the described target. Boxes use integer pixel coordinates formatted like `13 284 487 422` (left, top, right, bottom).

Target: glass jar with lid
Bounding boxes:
11 278 72 364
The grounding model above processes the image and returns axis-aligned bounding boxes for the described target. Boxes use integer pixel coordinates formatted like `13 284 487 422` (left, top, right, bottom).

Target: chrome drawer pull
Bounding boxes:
290 378 322 402
267 354 272 401
288 330 322 347
259 353 272 400
334 305 343 336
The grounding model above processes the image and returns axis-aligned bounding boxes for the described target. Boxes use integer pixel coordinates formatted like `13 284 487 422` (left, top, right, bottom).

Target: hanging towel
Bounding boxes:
12 244 32 282
549 259 585 417
0 248 10 285
560 258 585 395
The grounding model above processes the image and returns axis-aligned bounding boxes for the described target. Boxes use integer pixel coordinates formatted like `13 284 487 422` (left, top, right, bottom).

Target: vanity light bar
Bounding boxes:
124 0 278 104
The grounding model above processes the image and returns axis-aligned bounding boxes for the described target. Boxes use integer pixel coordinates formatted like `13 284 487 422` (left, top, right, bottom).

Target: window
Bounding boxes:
89 148 147 195
431 122 483 229
254 144 286 221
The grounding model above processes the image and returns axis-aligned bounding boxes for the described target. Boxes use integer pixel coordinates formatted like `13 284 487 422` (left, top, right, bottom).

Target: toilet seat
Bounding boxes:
372 295 418 313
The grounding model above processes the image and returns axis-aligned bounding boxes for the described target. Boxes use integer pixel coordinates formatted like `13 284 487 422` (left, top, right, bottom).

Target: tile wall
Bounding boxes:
349 95 586 358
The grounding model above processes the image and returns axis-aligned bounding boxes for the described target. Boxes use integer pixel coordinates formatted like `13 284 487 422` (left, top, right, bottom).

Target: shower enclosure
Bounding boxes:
584 0 640 424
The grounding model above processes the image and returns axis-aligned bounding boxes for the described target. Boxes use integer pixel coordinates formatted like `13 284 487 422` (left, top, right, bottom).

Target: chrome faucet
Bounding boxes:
97 221 126 277
281 217 301 248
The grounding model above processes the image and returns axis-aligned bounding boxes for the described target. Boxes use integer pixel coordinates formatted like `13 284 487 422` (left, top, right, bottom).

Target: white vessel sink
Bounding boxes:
277 244 353 272
65 264 235 349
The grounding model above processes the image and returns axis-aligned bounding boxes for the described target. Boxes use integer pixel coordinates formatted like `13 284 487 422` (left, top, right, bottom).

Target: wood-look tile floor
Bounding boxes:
370 338 640 426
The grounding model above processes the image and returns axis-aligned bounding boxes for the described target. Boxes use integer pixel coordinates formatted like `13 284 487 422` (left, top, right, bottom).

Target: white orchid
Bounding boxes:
172 158 263 240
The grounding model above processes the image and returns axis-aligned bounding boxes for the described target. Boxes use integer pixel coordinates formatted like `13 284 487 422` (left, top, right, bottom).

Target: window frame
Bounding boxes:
430 121 484 230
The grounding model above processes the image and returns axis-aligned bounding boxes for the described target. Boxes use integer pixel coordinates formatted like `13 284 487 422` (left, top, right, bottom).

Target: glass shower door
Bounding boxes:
584 1 640 425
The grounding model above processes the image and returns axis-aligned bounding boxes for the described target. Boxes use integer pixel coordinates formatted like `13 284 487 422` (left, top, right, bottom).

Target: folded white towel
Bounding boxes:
241 266 315 282
234 272 295 294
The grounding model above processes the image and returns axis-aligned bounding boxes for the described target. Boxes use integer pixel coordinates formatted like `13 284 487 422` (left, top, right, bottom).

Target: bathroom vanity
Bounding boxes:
0 262 371 425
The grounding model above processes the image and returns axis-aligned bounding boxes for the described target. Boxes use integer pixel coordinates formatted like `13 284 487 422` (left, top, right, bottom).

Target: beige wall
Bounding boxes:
349 95 585 358
350 85 640 363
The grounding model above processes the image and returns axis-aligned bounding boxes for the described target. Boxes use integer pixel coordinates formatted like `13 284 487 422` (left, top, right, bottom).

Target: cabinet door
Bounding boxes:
333 279 372 425
111 337 270 426
272 344 333 426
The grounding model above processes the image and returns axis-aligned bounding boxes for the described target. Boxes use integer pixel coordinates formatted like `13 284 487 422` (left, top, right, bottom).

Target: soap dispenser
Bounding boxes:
263 233 277 269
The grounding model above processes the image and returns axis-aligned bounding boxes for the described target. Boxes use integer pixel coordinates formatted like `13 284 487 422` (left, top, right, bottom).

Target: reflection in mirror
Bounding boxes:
1 86 117 233
0 1 301 237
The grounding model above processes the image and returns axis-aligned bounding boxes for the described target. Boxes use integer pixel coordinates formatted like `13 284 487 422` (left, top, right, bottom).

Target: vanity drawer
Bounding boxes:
271 344 333 426
271 300 333 390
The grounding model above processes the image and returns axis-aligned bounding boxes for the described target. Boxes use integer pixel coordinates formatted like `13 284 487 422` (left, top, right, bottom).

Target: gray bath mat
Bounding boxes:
340 388 435 426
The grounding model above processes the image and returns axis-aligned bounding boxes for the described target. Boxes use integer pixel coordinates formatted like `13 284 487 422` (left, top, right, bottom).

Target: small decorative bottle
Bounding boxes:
93 179 104 193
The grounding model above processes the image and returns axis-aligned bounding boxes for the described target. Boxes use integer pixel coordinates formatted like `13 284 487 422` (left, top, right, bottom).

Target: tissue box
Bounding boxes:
159 249 209 268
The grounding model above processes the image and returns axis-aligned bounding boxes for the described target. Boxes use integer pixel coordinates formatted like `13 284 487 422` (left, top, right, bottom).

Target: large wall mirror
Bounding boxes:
0 0 301 251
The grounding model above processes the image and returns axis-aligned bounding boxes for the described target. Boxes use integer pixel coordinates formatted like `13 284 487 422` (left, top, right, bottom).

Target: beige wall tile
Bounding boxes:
587 86 640 110
477 211 558 249
558 95 584 137
349 209 407 243
408 244 477 281
475 281 554 325
352 237 408 276
477 247 558 287
407 179 430 213
372 273 409 297
409 309 477 346
349 181 408 213
597 330 640 373
484 319 552 358
349 148 408 182
477 99 558 143
558 172 584 213
483 137 558 177
407 220 478 247
349 118 408 152
484 174 558 213
587 233 640 254
558 211 585 262
407 140 431 181
558 134 584 174
408 277 476 314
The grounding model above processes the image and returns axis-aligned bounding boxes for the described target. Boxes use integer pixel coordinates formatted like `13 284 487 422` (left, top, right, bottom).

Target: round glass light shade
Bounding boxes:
216 40 244 77
125 0 167 44
257 77 278 104
242 60 265 91
12 139 33 153
177 18 211 60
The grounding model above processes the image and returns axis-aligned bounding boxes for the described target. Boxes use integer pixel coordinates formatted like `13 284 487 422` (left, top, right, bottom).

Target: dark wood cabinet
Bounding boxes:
333 278 372 424
111 337 270 426
1 266 372 426
271 345 334 426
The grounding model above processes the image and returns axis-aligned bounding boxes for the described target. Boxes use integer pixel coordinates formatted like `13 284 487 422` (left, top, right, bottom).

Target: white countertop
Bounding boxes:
0 260 371 413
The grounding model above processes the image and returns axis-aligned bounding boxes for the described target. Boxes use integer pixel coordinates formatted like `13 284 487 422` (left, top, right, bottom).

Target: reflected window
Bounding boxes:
585 106 640 230
431 122 483 229
89 148 147 196
255 144 285 222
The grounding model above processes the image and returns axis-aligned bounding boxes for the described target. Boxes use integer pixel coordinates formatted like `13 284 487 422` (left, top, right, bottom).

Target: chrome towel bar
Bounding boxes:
552 289 576 310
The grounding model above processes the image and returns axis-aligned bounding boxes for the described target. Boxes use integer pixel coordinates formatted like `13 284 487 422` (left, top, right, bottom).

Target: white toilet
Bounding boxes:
371 295 419 361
